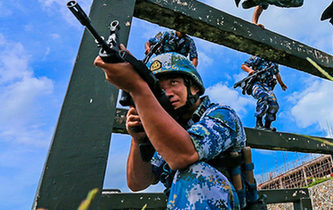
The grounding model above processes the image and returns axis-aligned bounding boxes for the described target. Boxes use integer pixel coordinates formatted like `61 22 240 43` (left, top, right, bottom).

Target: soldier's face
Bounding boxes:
159 77 188 109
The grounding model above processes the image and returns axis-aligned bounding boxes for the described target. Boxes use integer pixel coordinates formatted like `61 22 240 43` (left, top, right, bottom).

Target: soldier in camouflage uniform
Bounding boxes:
94 51 246 209
241 56 287 131
145 30 198 67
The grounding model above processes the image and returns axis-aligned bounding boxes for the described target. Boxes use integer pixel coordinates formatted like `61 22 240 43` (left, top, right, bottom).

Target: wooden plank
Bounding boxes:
134 0 333 81
113 108 333 155
33 1 136 209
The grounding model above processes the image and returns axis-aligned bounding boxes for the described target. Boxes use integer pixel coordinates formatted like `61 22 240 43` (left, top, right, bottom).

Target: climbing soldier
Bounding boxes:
240 56 287 131
145 30 198 67
94 50 263 209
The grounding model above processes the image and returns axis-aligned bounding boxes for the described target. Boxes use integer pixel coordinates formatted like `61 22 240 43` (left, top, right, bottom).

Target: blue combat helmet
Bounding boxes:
147 52 205 95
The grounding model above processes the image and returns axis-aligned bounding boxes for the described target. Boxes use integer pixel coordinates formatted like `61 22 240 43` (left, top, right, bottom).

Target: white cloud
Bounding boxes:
205 82 255 116
289 79 333 135
0 34 54 146
197 50 214 68
0 37 31 84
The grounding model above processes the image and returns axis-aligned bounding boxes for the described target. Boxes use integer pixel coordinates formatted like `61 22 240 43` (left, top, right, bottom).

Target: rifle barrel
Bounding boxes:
67 1 113 54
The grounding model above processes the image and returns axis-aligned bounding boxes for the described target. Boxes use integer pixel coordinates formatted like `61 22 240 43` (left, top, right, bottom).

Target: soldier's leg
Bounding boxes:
264 91 279 131
252 84 269 129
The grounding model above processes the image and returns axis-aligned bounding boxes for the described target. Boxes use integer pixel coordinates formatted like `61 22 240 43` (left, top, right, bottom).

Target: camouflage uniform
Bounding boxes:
243 0 303 9
243 56 280 122
148 31 198 61
151 96 246 209
260 0 303 9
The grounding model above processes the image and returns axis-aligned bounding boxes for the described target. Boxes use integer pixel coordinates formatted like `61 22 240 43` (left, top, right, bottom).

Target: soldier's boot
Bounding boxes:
264 120 276 132
234 0 241 7
255 117 264 129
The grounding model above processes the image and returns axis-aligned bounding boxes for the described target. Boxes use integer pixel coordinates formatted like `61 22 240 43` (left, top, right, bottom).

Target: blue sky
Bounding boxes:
0 0 332 209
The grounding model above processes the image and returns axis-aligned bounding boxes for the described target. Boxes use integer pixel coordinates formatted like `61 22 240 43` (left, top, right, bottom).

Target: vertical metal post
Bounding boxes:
294 198 313 210
302 166 308 186
33 0 136 209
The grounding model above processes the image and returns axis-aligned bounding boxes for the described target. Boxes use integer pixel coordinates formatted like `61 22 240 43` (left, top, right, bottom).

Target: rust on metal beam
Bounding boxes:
134 0 333 81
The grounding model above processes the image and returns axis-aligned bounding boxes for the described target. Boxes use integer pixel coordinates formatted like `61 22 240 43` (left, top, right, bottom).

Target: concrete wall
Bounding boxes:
266 179 333 210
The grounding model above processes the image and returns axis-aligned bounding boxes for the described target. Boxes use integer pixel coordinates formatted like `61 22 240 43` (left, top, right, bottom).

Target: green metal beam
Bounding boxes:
246 127 333 155
134 0 333 81
294 198 313 210
259 188 311 204
113 108 333 154
99 188 312 209
33 0 136 209
100 192 167 210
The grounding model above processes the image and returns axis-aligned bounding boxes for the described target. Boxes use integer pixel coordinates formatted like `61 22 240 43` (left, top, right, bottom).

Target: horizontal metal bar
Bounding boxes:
113 108 333 154
259 188 310 204
246 127 333 154
134 0 333 81
100 188 311 209
100 192 167 209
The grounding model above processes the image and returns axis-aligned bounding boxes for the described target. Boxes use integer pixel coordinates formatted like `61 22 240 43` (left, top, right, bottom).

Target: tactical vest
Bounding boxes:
156 103 264 209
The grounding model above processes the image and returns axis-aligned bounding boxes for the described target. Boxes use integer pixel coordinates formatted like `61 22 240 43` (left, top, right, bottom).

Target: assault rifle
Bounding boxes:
142 34 166 64
67 1 176 161
234 66 274 95
120 30 167 106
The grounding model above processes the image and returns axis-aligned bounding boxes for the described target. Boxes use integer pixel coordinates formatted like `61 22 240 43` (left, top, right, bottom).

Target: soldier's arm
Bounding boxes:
144 41 151 55
275 73 287 91
189 38 198 67
192 57 198 67
126 107 156 191
241 64 255 75
127 138 156 191
252 6 265 29
145 32 164 54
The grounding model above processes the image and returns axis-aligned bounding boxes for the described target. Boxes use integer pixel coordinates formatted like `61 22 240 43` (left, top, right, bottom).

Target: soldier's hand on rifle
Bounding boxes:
248 69 255 75
94 44 147 94
144 42 151 55
126 106 147 142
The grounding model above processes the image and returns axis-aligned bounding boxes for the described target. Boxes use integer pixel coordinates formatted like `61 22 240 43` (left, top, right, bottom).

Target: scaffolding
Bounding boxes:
259 155 333 190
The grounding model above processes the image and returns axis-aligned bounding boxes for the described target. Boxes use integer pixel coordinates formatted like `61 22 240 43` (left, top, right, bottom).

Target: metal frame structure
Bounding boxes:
100 188 312 210
33 0 333 209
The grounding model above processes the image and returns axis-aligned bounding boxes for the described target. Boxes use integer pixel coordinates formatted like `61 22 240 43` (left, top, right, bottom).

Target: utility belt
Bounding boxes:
208 146 266 209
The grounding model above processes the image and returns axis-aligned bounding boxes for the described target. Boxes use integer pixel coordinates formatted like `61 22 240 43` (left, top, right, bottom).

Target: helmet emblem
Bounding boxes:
150 60 162 71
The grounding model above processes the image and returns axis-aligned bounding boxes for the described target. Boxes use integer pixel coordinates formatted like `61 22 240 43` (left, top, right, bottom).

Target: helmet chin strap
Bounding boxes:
174 78 200 118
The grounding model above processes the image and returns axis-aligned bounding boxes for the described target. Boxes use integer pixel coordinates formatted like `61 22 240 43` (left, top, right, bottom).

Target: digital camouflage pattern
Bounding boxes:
148 30 198 61
151 96 246 209
252 83 279 121
243 56 280 121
